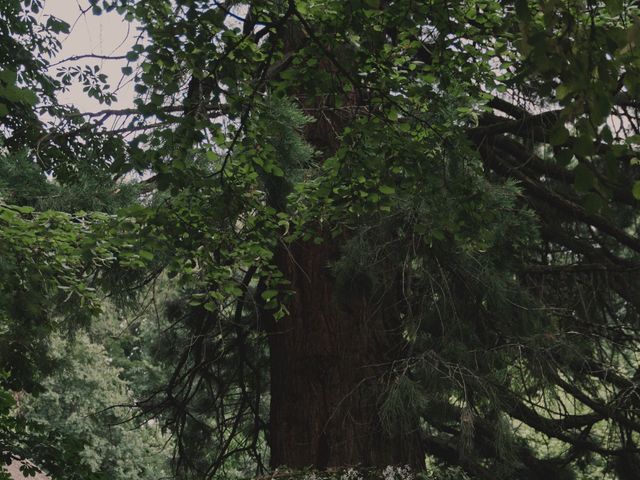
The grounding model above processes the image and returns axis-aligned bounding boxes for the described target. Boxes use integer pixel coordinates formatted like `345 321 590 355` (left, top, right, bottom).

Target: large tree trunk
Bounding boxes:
265 17 422 469
268 238 420 469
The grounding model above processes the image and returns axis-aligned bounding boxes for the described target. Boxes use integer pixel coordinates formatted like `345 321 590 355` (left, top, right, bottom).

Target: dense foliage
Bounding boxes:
2 0 640 479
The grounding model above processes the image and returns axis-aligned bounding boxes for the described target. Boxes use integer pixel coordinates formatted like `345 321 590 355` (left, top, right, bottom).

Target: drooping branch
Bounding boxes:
477 140 640 254
470 108 561 139
490 136 638 206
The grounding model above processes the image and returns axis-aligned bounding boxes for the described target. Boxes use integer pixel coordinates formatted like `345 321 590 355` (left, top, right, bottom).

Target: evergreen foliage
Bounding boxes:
22 331 171 480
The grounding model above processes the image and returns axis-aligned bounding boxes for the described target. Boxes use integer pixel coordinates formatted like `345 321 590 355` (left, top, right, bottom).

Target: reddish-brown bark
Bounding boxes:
267 238 420 469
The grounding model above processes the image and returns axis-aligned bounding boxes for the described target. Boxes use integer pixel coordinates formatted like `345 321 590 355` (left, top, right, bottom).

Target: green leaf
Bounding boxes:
46 16 70 34
261 289 278 301
150 93 163 105
573 164 595 192
549 126 569 146
583 193 603 214
13 205 35 214
572 135 595 156
625 134 640 145
633 181 640 200
432 230 445 241
379 185 395 195
556 84 572 100
138 250 154 261
0 70 17 84
605 0 623 16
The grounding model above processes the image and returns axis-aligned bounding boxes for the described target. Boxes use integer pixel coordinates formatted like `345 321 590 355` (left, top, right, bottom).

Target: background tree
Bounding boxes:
20 326 171 480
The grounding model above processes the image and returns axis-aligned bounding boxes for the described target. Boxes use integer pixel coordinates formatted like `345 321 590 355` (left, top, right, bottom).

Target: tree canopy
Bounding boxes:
2 0 640 479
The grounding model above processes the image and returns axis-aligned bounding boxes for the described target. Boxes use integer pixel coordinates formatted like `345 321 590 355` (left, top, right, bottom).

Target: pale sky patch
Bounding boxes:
41 0 137 113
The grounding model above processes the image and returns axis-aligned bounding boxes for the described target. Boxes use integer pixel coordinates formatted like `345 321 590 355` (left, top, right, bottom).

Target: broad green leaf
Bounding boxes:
556 84 572 100
573 164 595 192
605 0 623 16
261 289 278 301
